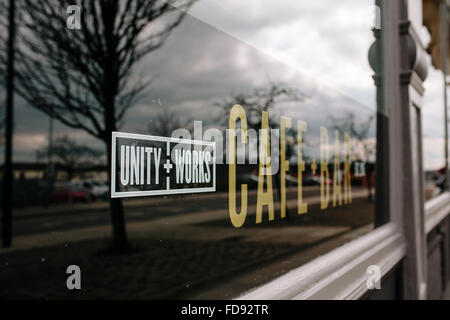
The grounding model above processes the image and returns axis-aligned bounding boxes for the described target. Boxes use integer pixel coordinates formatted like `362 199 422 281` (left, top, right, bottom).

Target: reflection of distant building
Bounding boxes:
0 162 108 182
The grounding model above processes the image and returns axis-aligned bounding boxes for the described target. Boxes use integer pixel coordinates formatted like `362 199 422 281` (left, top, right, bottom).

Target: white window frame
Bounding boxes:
237 0 439 300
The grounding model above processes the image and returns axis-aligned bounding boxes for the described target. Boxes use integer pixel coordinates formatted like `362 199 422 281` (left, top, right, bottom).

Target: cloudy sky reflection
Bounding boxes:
1 0 445 170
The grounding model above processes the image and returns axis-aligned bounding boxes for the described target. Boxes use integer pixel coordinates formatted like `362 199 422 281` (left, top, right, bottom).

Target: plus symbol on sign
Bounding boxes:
164 160 173 173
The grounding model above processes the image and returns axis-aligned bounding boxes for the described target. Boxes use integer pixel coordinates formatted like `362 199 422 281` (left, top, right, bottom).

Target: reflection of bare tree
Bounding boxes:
330 111 375 201
216 82 309 159
36 135 104 181
147 107 191 137
216 82 307 164
330 112 375 161
0 0 194 251
0 91 4 147
216 82 308 130
216 83 308 216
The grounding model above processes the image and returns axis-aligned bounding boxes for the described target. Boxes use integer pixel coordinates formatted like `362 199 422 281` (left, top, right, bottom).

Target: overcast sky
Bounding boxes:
0 0 446 170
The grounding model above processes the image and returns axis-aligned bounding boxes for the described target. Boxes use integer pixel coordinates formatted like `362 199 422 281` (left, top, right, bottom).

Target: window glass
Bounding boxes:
422 61 447 200
0 0 382 299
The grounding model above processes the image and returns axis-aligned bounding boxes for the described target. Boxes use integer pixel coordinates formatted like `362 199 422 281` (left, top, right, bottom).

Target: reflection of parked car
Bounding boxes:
83 181 109 200
237 173 331 188
286 174 298 186
302 175 333 186
303 175 321 186
53 182 92 203
237 174 259 188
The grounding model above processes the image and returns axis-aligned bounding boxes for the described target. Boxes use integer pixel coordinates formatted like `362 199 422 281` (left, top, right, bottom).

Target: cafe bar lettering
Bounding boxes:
228 105 354 228
112 105 357 228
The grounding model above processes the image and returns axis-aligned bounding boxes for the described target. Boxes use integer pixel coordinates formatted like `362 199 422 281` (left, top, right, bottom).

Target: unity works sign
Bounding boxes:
111 132 216 198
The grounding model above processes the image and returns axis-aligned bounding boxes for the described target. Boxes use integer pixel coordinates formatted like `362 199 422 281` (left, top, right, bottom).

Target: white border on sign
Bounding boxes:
111 131 216 198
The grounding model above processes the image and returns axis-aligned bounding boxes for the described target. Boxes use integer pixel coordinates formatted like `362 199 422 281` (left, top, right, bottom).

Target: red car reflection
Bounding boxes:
53 182 92 203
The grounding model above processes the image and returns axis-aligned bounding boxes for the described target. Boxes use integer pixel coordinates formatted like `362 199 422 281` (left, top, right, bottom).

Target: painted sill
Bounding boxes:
425 191 450 234
236 222 405 300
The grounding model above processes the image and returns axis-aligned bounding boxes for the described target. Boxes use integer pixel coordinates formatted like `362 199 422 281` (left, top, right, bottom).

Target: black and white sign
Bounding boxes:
111 132 216 198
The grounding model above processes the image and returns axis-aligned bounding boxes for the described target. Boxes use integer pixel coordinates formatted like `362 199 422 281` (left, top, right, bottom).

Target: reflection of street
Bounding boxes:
1 186 373 299
13 186 367 238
